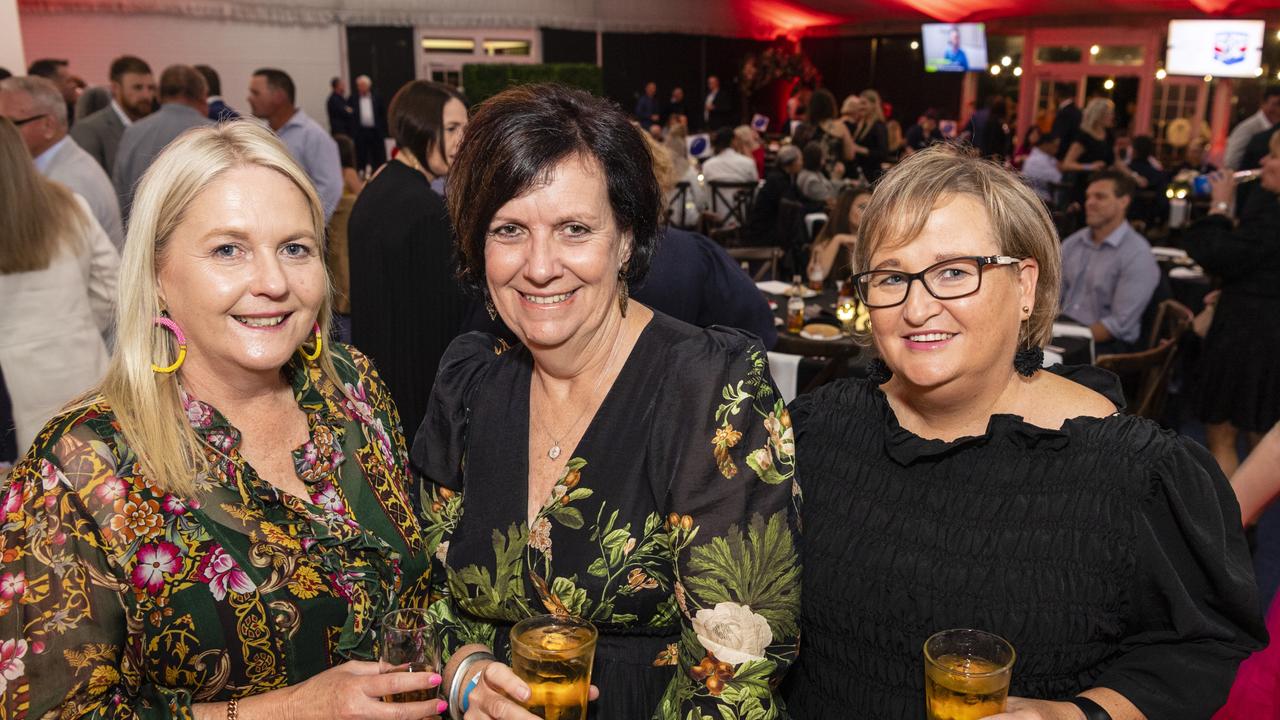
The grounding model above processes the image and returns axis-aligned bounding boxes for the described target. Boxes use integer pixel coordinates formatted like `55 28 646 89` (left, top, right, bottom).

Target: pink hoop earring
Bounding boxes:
300 322 323 362
152 316 187 374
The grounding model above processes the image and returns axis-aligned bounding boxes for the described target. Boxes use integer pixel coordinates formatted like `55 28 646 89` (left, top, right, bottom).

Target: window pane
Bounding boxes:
1035 45 1083 64
484 39 531 57
422 38 475 54
1091 45 1144 66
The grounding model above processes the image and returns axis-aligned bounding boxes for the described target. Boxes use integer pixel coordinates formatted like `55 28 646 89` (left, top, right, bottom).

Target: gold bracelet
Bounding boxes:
227 698 239 720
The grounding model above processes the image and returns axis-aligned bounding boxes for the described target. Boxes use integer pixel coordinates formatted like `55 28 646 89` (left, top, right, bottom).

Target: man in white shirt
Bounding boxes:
1224 87 1280 170
1021 134 1063 203
702 127 759 226
349 74 387 173
1 76 125 249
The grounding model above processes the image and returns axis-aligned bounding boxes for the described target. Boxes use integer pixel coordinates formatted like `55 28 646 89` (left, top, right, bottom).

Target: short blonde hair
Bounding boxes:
855 143 1061 348
93 121 340 495
860 89 885 124
1081 98 1114 136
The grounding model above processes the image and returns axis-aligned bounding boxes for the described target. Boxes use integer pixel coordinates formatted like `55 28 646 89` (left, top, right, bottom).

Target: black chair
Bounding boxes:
667 182 696 229
706 180 759 244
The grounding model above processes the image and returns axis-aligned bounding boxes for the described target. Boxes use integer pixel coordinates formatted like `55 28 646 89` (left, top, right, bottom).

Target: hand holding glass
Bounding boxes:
923 628 1015 720
379 608 441 704
509 614 597 720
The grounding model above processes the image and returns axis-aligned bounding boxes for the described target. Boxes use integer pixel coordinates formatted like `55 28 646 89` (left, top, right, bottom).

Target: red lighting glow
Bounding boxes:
735 0 844 34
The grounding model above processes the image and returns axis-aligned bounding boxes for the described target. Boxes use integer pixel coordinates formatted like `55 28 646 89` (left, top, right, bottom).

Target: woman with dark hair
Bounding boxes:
413 83 800 720
808 88 853 179
347 80 470 437
807 185 871 281
796 141 836 206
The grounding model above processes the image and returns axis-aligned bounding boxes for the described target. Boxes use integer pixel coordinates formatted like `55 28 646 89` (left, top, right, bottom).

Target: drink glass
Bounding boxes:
379 608 441 703
923 628 1015 720
510 614 597 720
808 266 826 292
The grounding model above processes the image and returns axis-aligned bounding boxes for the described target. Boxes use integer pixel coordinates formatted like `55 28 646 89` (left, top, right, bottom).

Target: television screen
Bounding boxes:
922 23 988 73
1166 19 1264 78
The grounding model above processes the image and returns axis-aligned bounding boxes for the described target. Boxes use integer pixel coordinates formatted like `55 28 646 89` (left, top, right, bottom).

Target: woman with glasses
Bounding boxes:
783 145 1264 720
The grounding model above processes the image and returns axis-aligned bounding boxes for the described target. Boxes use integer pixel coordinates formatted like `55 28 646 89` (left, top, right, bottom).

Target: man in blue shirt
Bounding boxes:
1059 170 1160 354
247 68 342 221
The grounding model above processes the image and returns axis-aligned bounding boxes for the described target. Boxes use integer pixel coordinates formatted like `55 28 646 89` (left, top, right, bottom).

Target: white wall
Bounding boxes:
19 13 342 127
1 0 25 74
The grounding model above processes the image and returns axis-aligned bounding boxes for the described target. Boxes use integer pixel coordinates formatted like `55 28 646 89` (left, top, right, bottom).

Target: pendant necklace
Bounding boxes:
533 323 627 461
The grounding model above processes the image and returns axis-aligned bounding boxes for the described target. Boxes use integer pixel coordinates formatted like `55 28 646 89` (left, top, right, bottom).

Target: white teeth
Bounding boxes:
523 291 574 305
909 332 954 342
236 316 285 327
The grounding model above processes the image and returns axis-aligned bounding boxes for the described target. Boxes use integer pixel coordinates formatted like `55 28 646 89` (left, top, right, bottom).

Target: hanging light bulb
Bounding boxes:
1001 55 1012 67
1103 78 1115 90
1090 45 1100 55
1204 74 1213 82
910 40 920 50
1156 68 1167 80
990 65 1001 75
1013 66 1023 77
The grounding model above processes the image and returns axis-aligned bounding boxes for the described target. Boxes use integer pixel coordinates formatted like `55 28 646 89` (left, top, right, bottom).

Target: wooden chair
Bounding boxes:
727 246 784 281
706 180 759 244
666 181 696 229
1096 300 1194 422
1145 298 1194 349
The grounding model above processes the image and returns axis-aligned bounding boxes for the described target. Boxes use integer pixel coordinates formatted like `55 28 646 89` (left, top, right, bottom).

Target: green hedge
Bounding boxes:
461 63 603 104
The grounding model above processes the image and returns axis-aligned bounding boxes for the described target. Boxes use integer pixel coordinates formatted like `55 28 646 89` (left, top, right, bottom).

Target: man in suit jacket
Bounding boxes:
327 76 354 137
703 74 734 132
1050 87 1082 160
196 64 240 122
0 76 125 249
71 55 155 173
348 74 387 173
113 64 211 220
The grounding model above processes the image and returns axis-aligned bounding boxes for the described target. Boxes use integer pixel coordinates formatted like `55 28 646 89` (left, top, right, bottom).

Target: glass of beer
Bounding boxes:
923 628 1015 720
509 614 597 720
379 608 440 703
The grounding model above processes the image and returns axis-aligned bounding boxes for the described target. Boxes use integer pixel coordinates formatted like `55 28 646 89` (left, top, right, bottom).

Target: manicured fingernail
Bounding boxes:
428 673 442 687
517 686 531 701
436 700 449 714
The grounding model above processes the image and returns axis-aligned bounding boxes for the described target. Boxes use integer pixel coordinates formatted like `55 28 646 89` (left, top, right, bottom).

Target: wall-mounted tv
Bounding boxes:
1166 19 1264 78
922 23 988 73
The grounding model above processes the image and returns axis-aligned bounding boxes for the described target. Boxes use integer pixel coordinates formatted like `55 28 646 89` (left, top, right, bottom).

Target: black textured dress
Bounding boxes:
784 366 1265 720
1183 189 1280 433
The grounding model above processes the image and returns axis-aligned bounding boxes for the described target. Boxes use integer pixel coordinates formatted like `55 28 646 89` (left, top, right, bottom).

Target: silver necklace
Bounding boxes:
532 324 627 461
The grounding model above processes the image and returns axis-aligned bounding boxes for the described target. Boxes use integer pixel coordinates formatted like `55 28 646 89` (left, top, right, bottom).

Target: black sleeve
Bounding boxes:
1093 437 1266 719
409 332 501 490
694 233 779 349
1182 204 1280 282
864 122 888 164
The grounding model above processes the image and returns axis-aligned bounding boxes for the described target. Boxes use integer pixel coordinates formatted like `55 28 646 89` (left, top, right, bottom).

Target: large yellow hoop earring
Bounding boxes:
300 322 323 362
152 316 187 374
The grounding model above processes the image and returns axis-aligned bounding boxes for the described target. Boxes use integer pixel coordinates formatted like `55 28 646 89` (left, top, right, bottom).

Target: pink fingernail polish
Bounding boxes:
436 700 449 714
428 673 442 687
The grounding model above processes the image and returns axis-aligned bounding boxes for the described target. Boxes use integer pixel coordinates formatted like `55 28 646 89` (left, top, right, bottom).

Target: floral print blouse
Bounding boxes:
412 312 802 719
0 345 428 719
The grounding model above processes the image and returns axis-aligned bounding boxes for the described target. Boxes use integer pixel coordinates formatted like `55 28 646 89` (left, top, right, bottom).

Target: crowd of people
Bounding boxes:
1 46 1279 720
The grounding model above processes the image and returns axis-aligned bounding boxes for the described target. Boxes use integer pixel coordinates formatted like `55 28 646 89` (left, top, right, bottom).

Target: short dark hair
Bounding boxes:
109 56 151 83
1087 169 1136 199
194 65 221 96
0 68 11 81
802 141 824 171
387 80 466 169
159 64 207 101
333 133 357 169
1131 135 1155 162
253 68 295 105
712 126 735 153
331 76 342 89
27 59 67 79
1264 85 1280 102
808 89 837 125
448 83 661 292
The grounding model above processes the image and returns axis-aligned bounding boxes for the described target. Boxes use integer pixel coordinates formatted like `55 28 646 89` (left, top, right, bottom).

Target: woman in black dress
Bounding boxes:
1185 134 1280 477
785 144 1263 720
848 89 889 184
347 80 470 437
413 84 800 720
1061 98 1117 203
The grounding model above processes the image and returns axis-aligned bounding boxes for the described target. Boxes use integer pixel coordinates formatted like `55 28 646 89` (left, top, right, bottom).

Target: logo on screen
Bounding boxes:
1213 31 1248 66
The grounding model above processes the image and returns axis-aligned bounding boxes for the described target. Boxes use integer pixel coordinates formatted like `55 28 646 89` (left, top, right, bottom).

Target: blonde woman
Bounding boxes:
0 117 118 454
1061 97 1116 173
787 144 1263 719
0 122 442 720
848 88 889 183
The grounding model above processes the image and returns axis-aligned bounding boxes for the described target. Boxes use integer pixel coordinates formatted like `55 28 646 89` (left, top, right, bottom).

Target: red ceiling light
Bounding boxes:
893 0 1026 22
735 0 845 34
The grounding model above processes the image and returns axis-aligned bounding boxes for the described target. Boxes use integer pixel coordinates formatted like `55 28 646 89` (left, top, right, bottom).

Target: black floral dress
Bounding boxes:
412 311 802 719
0 346 428 719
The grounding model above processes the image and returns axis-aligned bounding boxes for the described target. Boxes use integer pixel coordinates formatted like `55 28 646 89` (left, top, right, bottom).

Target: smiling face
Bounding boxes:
484 155 630 351
868 194 1037 391
157 164 326 381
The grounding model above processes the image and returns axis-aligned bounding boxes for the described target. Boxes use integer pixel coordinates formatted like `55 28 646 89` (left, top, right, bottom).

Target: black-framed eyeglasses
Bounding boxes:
2 114 48 127
852 255 1025 309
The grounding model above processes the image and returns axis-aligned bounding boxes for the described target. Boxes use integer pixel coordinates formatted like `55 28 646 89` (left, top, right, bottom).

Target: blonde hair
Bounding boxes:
643 130 678 196
840 95 861 117
1080 98 1114 136
0 117 87 273
663 124 692 187
860 89 885 124
91 121 341 495
855 144 1061 349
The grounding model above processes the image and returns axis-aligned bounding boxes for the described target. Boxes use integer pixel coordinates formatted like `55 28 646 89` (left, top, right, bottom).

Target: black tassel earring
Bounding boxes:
866 357 893 384
1013 305 1042 376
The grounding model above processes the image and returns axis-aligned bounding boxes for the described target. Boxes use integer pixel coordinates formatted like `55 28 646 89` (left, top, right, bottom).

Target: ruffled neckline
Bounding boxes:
876 365 1127 466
